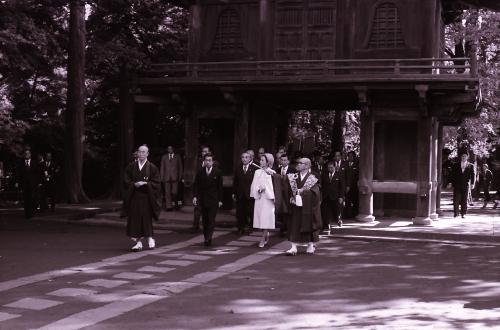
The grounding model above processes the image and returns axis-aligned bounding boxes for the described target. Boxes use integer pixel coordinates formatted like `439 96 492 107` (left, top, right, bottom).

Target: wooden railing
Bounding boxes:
142 58 476 82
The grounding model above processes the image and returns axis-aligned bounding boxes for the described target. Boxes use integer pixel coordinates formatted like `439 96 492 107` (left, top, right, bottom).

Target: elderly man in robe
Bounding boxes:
124 145 162 251
285 158 322 255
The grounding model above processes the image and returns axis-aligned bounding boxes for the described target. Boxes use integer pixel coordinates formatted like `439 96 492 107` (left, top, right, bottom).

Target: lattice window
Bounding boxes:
210 8 244 54
368 2 405 49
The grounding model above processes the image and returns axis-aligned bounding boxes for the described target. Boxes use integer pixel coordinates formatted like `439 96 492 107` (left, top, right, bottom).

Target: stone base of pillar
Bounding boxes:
412 216 433 226
356 214 375 223
430 212 439 220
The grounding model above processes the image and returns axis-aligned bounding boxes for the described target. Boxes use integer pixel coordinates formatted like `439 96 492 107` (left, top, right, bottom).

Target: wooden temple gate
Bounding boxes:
124 0 491 225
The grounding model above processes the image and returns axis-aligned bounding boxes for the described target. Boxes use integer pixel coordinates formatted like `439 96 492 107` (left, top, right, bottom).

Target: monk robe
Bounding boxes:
287 172 322 243
124 161 161 238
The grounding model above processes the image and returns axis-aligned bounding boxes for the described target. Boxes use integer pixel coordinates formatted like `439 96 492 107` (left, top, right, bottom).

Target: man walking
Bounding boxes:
17 149 40 219
233 152 256 234
123 145 162 251
40 152 58 212
344 151 359 218
479 163 493 209
451 152 475 218
193 153 223 247
321 161 346 230
285 158 322 255
277 153 295 236
160 146 183 211
191 145 210 232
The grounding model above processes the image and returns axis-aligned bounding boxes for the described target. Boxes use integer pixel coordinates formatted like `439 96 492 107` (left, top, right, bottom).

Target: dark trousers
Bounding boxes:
236 197 254 230
277 213 287 233
192 205 201 229
321 198 342 227
344 188 359 218
201 205 217 241
23 187 36 219
482 184 491 202
40 182 56 211
453 188 468 216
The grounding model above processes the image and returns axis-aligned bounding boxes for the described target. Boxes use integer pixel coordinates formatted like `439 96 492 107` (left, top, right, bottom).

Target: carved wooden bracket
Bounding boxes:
415 84 429 117
354 86 370 116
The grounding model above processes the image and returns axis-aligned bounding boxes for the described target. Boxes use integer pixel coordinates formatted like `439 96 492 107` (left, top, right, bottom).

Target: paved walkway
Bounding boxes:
2 190 499 245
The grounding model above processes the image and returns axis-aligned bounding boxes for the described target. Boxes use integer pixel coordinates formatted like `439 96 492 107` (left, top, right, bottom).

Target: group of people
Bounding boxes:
124 144 359 255
14 149 58 219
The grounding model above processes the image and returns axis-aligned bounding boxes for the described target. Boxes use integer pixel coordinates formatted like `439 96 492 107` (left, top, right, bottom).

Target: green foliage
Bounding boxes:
289 110 360 157
444 9 500 159
0 0 188 197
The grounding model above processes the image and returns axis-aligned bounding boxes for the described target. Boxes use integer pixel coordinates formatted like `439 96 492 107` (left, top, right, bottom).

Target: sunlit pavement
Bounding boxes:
1 215 500 329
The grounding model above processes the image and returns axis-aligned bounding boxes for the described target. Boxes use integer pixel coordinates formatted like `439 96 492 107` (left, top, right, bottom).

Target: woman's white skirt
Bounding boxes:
253 198 275 229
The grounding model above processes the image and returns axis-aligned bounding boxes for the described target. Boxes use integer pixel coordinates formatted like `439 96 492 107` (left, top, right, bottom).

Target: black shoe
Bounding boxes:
461 215 465 219
337 219 343 227
203 239 212 247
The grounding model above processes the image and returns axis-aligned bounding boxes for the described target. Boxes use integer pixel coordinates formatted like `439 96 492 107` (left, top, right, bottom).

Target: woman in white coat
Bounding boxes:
250 153 276 247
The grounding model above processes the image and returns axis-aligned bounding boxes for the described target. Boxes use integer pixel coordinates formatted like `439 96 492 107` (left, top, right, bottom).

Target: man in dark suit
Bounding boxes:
232 152 256 234
277 153 296 236
321 161 346 230
311 153 325 178
17 149 40 219
40 152 58 212
451 152 476 218
160 146 183 211
193 153 223 246
344 151 359 218
191 145 210 232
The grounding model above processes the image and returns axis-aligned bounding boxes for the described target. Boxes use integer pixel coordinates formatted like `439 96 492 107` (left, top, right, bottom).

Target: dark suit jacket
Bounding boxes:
345 160 359 190
321 170 346 201
452 162 475 192
40 161 58 186
193 167 223 208
233 164 256 199
18 159 40 190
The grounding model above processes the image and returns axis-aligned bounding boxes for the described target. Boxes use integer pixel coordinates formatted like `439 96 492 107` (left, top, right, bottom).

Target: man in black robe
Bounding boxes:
124 145 161 251
193 153 223 247
286 158 322 255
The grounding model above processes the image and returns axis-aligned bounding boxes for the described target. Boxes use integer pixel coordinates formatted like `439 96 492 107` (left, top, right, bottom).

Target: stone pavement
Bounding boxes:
2 190 499 245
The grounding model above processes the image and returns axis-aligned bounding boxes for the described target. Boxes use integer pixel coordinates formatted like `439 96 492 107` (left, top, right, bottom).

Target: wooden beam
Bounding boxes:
372 181 417 194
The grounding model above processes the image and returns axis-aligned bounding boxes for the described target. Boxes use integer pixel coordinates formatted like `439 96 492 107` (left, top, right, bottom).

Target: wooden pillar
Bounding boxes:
233 102 249 168
373 121 385 216
356 108 375 223
188 2 201 63
183 105 199 204
414 115 433 225
436 123 444 215
430 118 439 220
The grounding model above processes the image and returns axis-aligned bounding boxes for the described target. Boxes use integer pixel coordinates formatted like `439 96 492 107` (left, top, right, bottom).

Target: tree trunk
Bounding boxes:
64 0 89 203
110 64 135 199
331 110 346 154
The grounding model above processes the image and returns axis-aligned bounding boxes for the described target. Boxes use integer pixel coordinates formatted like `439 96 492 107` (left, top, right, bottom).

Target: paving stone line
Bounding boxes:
33 240 288 330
